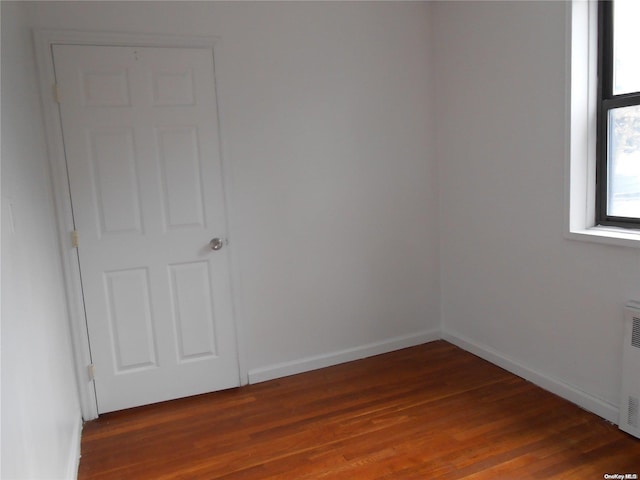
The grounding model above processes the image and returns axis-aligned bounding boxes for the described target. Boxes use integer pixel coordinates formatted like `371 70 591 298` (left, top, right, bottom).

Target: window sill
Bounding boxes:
566 225 640 249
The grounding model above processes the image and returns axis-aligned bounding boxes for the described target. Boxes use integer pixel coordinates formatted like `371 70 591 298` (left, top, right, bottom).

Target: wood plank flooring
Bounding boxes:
78 341 640 479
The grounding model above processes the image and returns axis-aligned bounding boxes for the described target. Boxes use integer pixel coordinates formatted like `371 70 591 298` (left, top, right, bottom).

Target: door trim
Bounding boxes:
34 29 247 420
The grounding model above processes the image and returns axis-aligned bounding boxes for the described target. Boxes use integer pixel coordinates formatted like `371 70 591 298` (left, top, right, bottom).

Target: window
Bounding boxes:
596 0 640 228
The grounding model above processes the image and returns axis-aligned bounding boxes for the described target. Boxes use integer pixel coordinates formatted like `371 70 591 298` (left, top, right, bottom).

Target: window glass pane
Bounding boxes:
613 0 640 95
608 105 640 218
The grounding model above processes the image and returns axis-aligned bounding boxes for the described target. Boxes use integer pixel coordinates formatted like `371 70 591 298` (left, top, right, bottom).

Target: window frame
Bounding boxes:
596 0 640 229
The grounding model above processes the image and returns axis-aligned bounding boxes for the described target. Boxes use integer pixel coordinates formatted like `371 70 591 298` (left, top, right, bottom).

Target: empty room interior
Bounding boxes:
2 1 640 478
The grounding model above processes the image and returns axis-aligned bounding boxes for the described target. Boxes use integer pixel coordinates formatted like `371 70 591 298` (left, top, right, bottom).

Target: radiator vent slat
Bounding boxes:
628 396 639 429
632 317 640 349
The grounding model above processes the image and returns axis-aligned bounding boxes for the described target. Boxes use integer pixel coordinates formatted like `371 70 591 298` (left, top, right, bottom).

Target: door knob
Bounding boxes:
209 238 224 251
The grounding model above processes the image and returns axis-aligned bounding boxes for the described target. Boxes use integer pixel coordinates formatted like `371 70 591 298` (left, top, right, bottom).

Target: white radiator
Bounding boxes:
620 302 640 438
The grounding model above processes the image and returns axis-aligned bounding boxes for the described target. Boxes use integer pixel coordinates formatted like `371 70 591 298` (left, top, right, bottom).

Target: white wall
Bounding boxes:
27 1 440 374
435 1 640 420
1 2 82 478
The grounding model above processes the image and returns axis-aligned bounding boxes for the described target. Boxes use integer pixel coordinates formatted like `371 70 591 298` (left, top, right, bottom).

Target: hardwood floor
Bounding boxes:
78 341 640 479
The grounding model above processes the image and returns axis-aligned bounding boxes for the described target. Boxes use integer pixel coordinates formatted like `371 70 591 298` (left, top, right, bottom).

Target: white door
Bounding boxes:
53 44 240 413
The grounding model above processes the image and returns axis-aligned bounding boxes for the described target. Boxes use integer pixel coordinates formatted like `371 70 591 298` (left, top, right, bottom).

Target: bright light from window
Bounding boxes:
608 105 640 217
613 0 640 95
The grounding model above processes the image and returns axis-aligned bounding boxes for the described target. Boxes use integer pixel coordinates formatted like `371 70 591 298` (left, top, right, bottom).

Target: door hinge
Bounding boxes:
71 230 79 248
53 83 60 103
88 364 95 381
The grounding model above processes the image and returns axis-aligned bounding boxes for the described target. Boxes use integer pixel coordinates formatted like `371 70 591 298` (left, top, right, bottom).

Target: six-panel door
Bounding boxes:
53 44 240 413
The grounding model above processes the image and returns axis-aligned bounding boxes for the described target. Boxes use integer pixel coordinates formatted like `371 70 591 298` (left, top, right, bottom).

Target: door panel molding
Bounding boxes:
34 29 246 420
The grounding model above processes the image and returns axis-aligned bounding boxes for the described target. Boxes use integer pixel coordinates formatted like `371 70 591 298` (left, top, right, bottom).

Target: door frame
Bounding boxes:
34 29 247 420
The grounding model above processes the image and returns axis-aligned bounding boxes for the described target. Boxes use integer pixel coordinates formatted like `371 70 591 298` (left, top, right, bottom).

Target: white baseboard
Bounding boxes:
248 329 440 384
233 326 620 425
65 414 83 480
442 329 619 424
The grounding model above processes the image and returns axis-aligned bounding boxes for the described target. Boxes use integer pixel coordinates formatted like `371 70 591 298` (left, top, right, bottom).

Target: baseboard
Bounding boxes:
65 414 83 480
442 330 619 424
246 327 619 424
248 329 440 384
